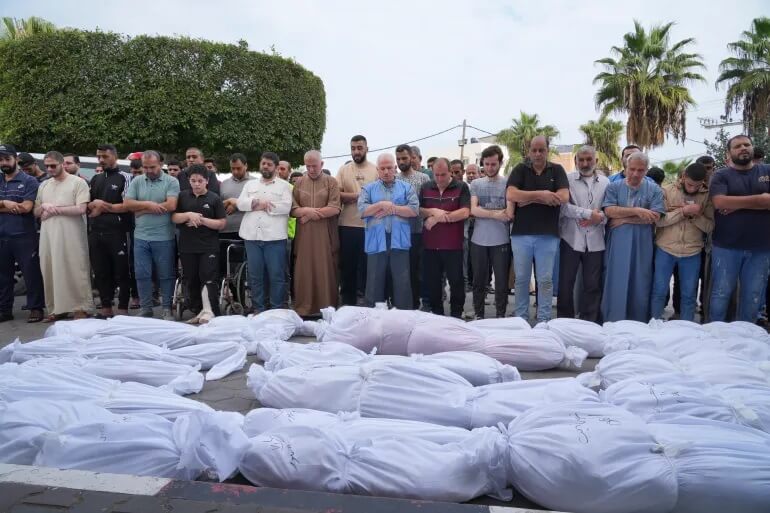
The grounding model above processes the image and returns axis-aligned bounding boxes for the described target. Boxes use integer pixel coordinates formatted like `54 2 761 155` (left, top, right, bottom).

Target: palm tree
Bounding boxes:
577 115 624 171
496 111 559 172
661 158 692 182
716 16 770 135
0 16 57 40
594 20 705 149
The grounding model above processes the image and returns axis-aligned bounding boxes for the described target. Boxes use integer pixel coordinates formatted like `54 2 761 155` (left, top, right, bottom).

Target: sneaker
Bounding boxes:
162 309 175 321
139 308 154 318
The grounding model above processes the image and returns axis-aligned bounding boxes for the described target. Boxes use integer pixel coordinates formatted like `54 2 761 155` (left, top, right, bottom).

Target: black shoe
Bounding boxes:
0 311 13 322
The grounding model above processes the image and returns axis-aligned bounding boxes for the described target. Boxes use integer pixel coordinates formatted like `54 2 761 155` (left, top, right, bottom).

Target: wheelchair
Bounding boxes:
219 239 251 315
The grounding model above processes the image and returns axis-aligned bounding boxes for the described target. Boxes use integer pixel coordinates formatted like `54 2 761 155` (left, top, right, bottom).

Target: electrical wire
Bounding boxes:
321 125 461 159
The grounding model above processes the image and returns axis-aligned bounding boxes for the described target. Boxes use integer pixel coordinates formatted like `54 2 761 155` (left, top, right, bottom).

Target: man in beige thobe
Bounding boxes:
35 151 94 320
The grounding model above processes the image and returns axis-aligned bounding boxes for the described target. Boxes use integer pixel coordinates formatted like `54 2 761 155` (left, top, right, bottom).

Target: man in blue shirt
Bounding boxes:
708 134 770 322
608 144 643 183
358 153 419 309
0 144 45 322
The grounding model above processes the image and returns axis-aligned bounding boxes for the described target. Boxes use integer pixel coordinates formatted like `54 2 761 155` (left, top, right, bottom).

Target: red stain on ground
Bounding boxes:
208 483 259 497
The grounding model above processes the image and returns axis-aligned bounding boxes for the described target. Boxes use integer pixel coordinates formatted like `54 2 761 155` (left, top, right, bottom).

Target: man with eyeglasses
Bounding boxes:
35 150 94 321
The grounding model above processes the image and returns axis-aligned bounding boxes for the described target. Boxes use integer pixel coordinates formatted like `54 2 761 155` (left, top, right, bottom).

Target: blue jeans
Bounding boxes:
510 235 559 322
245 239 287 312
134 238 176 310
650 247 701 321
709 245 770 322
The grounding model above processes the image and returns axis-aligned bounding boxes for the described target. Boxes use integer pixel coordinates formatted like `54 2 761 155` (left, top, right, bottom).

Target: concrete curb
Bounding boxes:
0 464 566 513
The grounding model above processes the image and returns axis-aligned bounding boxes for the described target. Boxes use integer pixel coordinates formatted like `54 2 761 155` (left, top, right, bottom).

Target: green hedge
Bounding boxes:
0 31 326 165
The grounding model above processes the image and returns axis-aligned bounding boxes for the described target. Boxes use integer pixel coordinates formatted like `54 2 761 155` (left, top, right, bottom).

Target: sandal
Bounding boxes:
27 310 43 323
42 313 66 323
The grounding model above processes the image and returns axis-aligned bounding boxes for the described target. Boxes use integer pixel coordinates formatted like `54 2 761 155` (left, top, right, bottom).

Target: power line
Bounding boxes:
321 125 461 160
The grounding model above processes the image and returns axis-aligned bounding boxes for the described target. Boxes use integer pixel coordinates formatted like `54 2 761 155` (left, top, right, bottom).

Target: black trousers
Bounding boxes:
425 249 464 317
180 251 221 316
89 230 131 310
0 235 45 313
470 242 510 317
409 233 422 309
339 226 366 305
556 240 604 323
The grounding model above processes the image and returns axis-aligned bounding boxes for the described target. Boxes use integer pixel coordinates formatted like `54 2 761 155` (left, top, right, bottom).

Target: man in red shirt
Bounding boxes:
419 158 471 318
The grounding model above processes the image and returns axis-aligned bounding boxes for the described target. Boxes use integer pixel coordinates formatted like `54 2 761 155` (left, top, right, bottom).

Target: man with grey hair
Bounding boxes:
410 145 434 180
291 149 341 316
557 145 609 322
35 150 94 321
601 151 665 322
124 150 180 320
358 153 419 309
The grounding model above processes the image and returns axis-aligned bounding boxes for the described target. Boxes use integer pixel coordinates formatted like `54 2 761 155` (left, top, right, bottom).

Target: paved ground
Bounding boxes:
0 291 595 512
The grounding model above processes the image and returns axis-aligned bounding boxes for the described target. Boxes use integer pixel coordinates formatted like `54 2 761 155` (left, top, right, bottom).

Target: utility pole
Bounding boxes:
459 119 467 161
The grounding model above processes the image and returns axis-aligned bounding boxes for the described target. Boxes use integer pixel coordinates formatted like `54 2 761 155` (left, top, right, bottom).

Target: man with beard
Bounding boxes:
450 160 465 182
396 143 430 308
337 135 378 305
291 150 341 317
35 151 94 321
124 150 180 320
358 153 418 309
0 144 45 323
557 145 609 322
220 153 253 240
237 151 292 312
87 144 133 318
708 135 770 322
601 152 665 322
650 163 713 322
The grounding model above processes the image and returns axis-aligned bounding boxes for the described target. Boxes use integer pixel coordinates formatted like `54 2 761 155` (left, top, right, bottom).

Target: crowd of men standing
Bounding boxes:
0 132 768 327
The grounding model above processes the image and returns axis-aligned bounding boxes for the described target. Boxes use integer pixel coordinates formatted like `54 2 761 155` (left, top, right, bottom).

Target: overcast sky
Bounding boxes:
8 0 767 167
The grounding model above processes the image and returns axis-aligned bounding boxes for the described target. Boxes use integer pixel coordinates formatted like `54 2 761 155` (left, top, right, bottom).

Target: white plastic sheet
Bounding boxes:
239 424 510 502
0 335 191 365
170 342 247 380
648 415 770 513
0 363 213 419
243 408 483 444
534 318 608 357
0 400 114 464
467 378 600 428
506 402 678 513
600 374 765 430
34 409 248 481
480 330 586 371
43 318 108 339
261 341 520 386
20 357 204 395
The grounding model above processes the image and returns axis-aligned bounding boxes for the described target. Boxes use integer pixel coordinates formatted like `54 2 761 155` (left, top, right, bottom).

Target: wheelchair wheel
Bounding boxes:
234 261 252 312
173 279 185 321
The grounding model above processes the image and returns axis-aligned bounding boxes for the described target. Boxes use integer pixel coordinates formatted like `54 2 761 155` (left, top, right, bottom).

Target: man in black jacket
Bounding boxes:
88 144 133 318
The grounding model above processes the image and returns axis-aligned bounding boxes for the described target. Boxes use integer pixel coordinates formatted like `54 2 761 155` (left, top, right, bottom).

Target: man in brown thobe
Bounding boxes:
291 150 341 317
